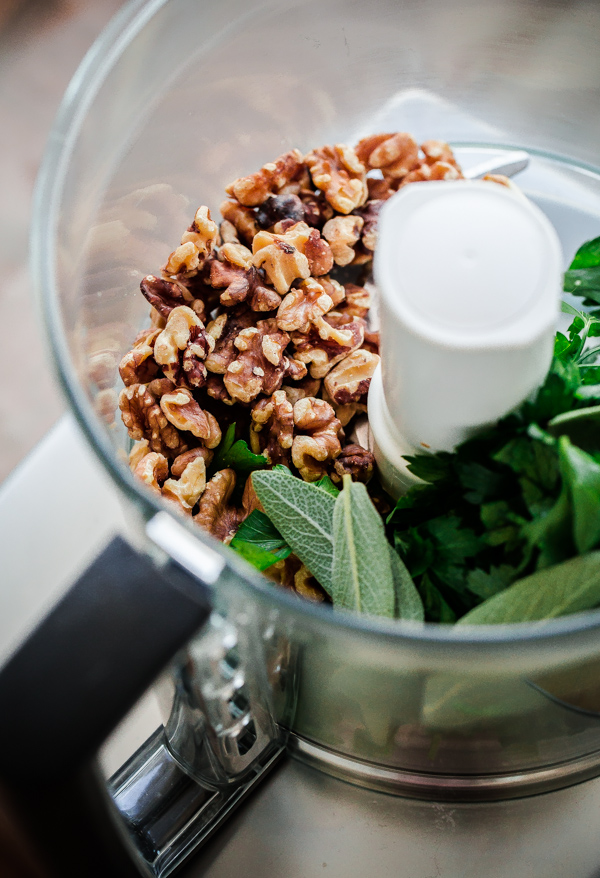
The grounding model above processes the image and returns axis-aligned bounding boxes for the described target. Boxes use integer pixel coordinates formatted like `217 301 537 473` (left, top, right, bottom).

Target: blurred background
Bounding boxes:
0 0 125 485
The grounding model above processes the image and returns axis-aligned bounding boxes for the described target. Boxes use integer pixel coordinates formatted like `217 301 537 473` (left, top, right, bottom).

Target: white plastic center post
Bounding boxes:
369 180 562 498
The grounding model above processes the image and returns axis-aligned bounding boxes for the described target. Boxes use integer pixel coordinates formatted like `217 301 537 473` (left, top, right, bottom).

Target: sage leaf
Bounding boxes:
251 470 336 592
388 546 424 621
557 436 600 553
331 476 395 617
458 551 600 624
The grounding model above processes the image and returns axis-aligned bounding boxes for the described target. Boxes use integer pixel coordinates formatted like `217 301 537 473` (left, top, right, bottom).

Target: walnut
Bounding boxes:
194 468 246 543
318 275 346 307
119 382 186 456
421 140 460 168
162 206 218 278
250 390 294 465
134 451 169 492
220 200 260 245
223 318 291 403
226 149 305 207
162 454 207 512
263 554 301 590
170 446 213 478
331 283 370 323
180 205 219 255
352 199 383 254
219 218 240 244
322 215 364 266
150 307 167 329
255 194 306 229
482 173 518 191
206 375 236 405
291 397 342 481
277 278 333 333
140 274 212 329
332 444 375 484
305 144 368 214
366 177 395 201
242 474 263 517
209 243 282 311
399 160 463 187
205 307 256 374
163 241 200 278
281 375 322 406
291 318 365 378
129 438 151 471
303 227 334 276
428 161 463 181
160 387 222 448
252 225 311 294
294 564 327 602
153 306 214 389
355 132 420 182
324 349 380 405
119 328 160 386
299 190 335 227
362 329 380 356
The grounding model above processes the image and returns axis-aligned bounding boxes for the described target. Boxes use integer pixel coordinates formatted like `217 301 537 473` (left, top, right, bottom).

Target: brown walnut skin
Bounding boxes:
226 149 305 207
119 328 160 387
332 444 375 484
160 388 221 448
223 319 291 404
250 390 294 466
194 468 245 543
305 144 368 214
291 397 342 481
119 382 187 458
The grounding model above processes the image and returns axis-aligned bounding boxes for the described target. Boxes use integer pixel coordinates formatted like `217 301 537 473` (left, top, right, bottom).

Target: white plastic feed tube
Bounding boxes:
369 180 563 498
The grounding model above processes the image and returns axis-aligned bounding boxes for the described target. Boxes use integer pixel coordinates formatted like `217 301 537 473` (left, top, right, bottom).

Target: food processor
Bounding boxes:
3 0 600 875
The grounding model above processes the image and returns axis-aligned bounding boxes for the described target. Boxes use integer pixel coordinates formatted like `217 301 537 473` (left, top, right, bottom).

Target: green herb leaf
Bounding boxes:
209 423 268 478
569 235 600 269
314 475 340 497
230 541 288 571
458 551 600 624
251 470 336 592
230 509 291 571
466 565 517 600
420 574 457 623
331 476 395 617
557 436 600 553
548 405 600 452
388 546 424 621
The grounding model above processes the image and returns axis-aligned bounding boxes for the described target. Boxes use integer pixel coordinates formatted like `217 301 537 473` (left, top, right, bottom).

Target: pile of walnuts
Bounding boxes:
118 133 464 585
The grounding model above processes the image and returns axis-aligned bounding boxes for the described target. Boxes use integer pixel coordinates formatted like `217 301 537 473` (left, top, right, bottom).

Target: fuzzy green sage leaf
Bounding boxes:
458 550 600 624
388 546 424 621
331 476 395 618
251 470 336 592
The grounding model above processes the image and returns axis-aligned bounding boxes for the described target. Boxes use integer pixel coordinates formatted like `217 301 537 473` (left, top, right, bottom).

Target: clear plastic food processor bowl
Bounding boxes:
33 0 600 806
